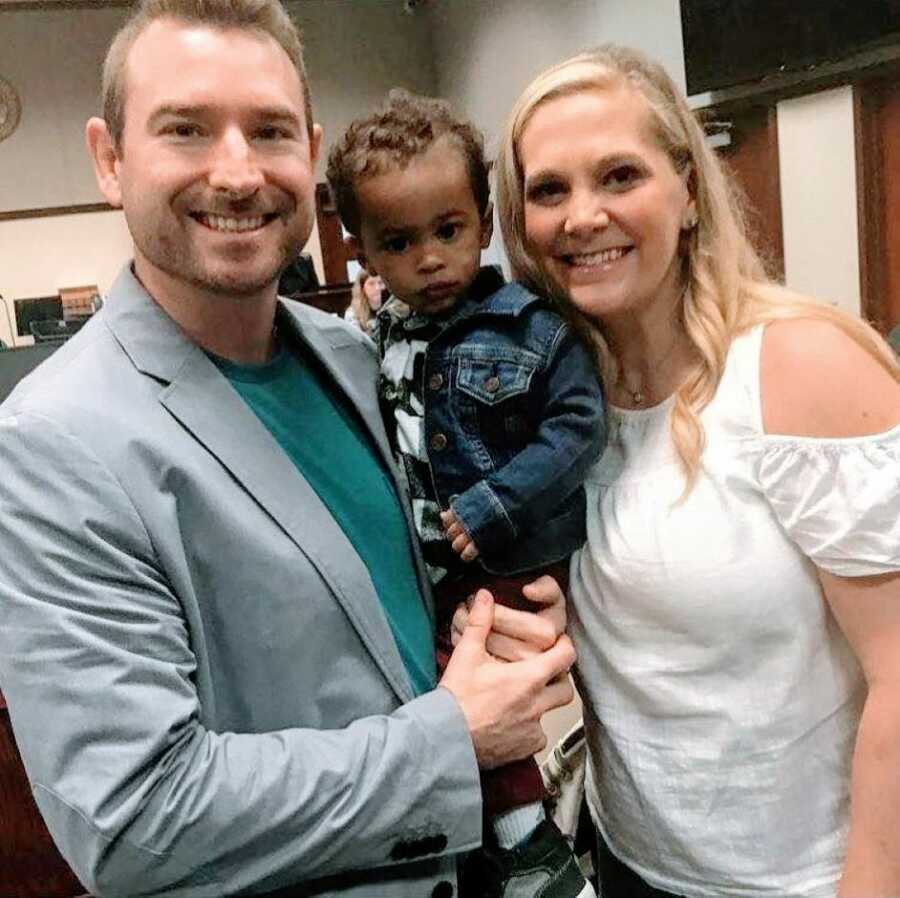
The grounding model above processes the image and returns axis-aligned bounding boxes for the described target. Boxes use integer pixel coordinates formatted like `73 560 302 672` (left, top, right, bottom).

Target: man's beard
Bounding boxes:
178 247 293 297
127 206 309 299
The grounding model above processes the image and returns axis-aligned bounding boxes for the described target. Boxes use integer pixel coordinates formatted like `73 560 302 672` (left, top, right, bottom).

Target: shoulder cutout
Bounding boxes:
761 318 900 437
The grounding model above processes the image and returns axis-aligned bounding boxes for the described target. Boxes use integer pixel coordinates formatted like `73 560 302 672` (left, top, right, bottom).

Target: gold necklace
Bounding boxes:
619 330 682 406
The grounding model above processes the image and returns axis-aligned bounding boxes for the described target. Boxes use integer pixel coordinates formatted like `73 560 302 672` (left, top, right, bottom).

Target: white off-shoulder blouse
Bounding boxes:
570 323 900 898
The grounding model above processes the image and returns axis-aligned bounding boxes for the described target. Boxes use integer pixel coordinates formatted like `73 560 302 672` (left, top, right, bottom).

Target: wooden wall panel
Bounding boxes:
314 183 355 286
713 105 785 279
856 76 900 334
0 692 88 897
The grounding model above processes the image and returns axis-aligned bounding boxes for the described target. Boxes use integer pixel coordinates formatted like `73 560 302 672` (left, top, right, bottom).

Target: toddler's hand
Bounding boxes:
440 509 480 562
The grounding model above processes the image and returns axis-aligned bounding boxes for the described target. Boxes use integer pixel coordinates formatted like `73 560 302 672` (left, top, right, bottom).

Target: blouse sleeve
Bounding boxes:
756 424 900 577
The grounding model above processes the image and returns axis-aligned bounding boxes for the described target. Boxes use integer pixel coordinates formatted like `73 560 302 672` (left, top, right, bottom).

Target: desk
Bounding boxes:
0 343 60 403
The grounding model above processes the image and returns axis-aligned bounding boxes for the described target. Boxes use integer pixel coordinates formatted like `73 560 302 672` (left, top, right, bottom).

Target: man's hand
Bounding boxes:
439 590 575 770
440 509 479 562
450 573 567 661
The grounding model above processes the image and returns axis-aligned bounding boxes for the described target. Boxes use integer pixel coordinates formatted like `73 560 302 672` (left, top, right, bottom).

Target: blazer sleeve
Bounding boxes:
0 409 481 897
450 324 606 555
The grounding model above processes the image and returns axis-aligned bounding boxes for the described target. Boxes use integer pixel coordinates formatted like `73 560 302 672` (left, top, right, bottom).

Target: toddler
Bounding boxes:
327 90 605 898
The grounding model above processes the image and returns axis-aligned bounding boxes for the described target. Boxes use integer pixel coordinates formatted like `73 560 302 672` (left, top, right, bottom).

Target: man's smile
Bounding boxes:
189 212 280 233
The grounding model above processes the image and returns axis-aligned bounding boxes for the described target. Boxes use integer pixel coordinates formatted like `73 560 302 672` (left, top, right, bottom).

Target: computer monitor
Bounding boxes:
13 296 64 339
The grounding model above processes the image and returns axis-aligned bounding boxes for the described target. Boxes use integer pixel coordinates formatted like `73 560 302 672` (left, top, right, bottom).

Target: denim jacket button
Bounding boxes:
428 373 444 391
430 432 448 452
483 375 501 393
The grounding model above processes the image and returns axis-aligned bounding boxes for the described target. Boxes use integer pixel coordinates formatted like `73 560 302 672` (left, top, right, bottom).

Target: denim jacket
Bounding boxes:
379 268 606 576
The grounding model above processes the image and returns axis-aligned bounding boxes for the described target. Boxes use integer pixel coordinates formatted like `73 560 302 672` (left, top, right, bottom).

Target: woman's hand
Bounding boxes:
450 574 568 662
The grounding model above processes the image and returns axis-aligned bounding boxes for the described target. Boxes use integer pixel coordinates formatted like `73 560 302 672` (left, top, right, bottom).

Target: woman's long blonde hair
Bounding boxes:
496 44 899 494
348 269 376 331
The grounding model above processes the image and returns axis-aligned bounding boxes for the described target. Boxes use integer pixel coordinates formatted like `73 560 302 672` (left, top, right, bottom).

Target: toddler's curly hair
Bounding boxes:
327 88 490 236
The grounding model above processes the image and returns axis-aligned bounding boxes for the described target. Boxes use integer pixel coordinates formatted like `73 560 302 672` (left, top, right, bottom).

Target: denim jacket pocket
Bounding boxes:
455 357 536 405
450 355 540 471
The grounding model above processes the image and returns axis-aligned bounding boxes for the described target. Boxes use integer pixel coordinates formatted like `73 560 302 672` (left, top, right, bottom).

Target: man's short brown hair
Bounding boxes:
102 0 313 148
326 89 491 237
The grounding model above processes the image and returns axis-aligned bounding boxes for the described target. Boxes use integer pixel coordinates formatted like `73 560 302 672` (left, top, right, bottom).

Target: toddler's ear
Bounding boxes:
347 236 374 274
480 204 494 249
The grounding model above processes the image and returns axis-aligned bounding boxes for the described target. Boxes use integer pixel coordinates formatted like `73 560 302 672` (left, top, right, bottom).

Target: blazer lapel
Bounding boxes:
104 267 417 704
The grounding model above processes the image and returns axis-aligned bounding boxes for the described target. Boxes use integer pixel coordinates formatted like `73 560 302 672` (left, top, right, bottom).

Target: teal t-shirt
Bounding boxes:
210 343 436 696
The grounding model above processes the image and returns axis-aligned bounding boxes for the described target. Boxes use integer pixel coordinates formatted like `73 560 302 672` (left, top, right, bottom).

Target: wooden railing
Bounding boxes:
288 283 353 317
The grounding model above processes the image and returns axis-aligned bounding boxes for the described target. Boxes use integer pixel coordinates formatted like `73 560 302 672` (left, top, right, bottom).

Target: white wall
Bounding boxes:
426 1 864 318
0 0 437 345
777 87 861 315
290 0 437 166
0 210 132 346
0 2 436 213
0 8 129 213
0 7 128 212
424 0 686 271
0 1 871 336
427 0 685 150
0 6 128 345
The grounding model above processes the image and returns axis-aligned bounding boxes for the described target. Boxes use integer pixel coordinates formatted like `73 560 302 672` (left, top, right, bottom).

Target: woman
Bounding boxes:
344 269 387 334
495 46 900 897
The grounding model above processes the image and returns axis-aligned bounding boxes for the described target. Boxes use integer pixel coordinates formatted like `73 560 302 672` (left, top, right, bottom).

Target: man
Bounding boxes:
0 2 576 896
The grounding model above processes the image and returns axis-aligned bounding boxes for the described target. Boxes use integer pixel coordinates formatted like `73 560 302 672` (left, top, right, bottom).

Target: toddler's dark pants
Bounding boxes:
433 560 570 818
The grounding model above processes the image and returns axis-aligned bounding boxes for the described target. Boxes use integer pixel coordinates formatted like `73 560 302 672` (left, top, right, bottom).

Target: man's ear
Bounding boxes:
86 117 123 208
480 203 494 249
309 123 323 168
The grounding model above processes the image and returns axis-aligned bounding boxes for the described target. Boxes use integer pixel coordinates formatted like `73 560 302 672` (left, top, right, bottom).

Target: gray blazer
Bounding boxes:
0 267 482 897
